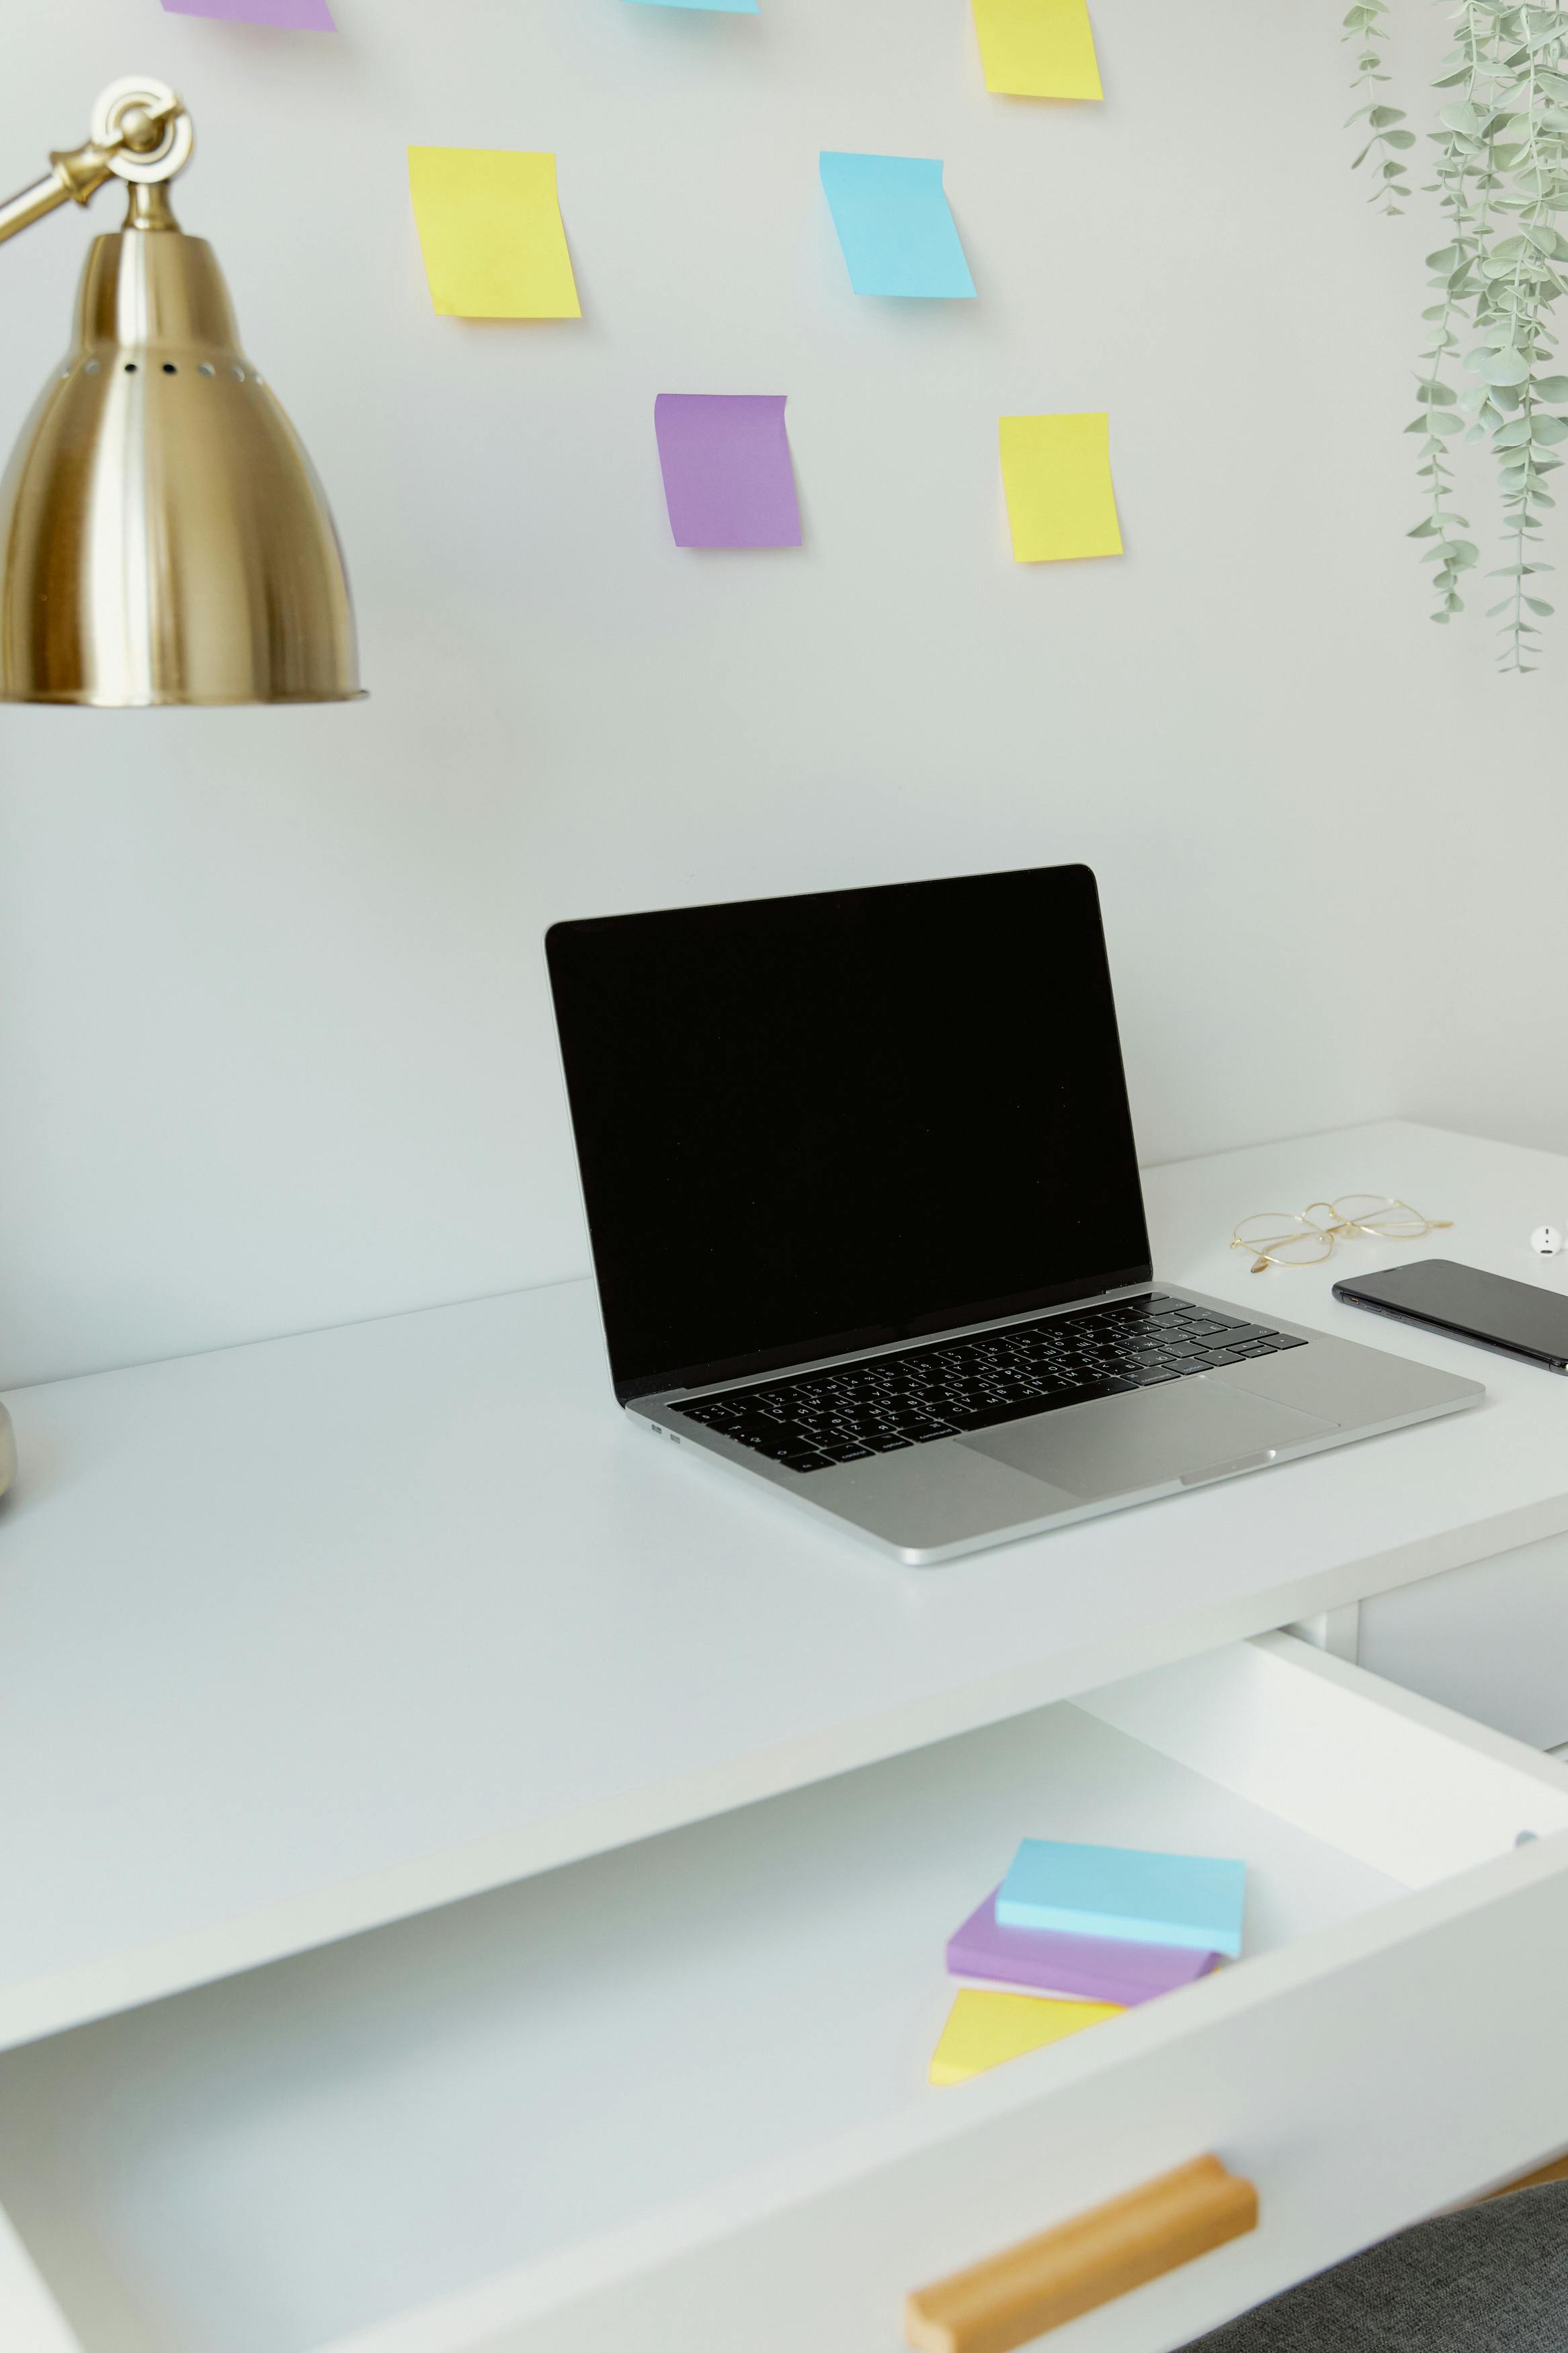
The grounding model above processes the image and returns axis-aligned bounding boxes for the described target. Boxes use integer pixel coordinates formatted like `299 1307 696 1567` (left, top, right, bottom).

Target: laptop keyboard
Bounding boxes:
671 1295 1307 1474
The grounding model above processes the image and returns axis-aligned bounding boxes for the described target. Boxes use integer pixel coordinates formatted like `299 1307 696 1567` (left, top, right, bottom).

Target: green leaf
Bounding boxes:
1534 374 1568 398
1495 417 1534 444
1534 413 1568 441
1426 245 1464 270
1368 105 1407 126
1487 598 1515 615
1526 596 1556 613
1409 517 1439 536
1415 381 1459 403
1383 128 1417 148
1474 350 1532 385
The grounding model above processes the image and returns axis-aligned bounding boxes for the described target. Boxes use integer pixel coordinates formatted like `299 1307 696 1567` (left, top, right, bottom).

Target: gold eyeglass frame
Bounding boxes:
1230 1195 1452 1274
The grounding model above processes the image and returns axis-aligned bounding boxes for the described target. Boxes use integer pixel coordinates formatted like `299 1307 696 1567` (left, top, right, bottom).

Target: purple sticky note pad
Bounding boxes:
161 0 336 28
948 1889 1220 2008
654 394 802 549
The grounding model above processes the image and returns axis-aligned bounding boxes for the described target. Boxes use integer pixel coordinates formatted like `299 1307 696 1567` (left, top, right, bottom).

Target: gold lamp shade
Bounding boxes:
0 177 361 706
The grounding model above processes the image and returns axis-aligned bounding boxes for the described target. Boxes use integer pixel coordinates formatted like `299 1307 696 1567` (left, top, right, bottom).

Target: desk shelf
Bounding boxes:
4 1638 1568 2353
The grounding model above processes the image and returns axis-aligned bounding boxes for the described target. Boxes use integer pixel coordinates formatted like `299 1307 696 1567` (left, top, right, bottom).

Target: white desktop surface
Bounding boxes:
3 1119 1565 2048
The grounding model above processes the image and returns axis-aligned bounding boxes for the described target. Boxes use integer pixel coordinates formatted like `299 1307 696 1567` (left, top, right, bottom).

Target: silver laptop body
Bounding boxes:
627 1283 1481 1564
547 865 1483 1566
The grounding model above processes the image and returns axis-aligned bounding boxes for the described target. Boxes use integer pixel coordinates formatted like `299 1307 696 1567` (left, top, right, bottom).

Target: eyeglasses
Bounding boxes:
1231 1195 1452 1273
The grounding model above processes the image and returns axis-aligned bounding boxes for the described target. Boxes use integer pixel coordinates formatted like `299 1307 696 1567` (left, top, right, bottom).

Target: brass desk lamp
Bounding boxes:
0 79 363 1499
0 76 362 708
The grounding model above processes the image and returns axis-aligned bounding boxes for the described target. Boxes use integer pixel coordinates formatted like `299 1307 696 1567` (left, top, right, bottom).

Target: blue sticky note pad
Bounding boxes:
819 153 976 300
995 1840 1247 1958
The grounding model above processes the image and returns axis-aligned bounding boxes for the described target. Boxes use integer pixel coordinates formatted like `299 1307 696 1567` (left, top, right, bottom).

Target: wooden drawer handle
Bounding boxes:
904 2154 1257 2353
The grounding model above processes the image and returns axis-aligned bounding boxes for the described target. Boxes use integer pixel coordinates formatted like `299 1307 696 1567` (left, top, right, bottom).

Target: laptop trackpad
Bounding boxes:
959 1378 1340 1502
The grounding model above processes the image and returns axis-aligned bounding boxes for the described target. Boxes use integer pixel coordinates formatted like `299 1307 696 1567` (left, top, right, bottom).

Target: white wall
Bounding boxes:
0 0 1559 1390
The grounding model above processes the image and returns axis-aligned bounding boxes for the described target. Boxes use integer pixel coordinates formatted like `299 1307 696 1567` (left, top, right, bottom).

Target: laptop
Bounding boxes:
546 864 1483 1564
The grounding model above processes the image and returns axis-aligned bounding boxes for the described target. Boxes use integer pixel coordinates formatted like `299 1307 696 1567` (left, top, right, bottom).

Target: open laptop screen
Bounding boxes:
546 864 1152 1402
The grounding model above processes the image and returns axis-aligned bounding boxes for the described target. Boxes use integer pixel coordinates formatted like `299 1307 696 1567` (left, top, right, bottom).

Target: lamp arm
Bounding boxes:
0 146 121 249
0 88 188 251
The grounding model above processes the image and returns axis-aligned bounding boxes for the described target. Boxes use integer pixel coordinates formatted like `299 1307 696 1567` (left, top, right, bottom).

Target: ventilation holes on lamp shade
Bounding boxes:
123 362 137 374
231 365 245 381
84 359 100 374
162 362 177 375
198 362 215 377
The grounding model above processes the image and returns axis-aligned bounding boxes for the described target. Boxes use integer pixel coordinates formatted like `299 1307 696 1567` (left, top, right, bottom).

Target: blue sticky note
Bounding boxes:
626 0 758 12
819 153 976 300
995 1840 1247 1958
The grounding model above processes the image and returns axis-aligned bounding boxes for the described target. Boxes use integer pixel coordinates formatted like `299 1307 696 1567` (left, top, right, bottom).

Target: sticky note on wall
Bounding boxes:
819 154 975 299
407 149 581 320
654 396 802 549
161 0 335 24
999 414 1122 563
971 0 1102 99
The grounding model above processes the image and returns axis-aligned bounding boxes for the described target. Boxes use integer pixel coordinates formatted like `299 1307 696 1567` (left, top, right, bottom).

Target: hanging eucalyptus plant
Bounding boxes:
1346 0 1568 670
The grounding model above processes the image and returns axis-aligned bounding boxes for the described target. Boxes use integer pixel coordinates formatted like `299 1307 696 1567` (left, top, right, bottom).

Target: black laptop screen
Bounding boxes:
546 864 1153 1401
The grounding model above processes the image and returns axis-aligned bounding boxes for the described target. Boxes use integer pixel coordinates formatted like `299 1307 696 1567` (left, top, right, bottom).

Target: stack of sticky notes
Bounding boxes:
930 1837 1245 2085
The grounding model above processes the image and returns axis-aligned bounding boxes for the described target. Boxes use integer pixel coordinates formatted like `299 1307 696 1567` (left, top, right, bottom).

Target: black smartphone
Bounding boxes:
1333 1257 1568 1373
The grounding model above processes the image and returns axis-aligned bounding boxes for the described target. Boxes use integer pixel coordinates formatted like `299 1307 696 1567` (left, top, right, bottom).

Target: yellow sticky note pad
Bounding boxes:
999 413 1122 563
972 0 1102 99
930 1988 1122 2085
407 148 581 320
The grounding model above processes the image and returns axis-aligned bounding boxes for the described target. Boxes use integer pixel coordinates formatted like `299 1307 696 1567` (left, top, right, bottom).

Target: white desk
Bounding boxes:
3 1119 1568 2353
3 1117 1566 2048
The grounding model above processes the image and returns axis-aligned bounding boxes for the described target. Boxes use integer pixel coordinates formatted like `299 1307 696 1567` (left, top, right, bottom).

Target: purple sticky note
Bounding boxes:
654 395 802 549
947 1889 1221 2008
161 0 336 27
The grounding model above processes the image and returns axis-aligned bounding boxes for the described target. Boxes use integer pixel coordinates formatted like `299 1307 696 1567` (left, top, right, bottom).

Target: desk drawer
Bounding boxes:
1357 1527 1568 1748
4 1638 1568 2353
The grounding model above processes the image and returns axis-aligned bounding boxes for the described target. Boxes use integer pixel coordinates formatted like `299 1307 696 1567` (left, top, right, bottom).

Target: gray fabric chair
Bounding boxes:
1182 2182 1568 2350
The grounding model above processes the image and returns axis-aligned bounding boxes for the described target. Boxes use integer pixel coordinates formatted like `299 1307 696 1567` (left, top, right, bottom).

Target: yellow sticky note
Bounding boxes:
999 413 1122 563
972 0 1103 99
930 1988 1122 2085
407 148 581 320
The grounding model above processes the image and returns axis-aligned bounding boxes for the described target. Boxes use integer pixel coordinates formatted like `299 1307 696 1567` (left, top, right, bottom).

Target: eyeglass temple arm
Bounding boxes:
0 95 183 249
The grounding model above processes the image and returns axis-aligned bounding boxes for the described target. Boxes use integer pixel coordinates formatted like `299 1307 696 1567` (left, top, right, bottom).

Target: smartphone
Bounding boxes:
1333 1257 1568 1373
